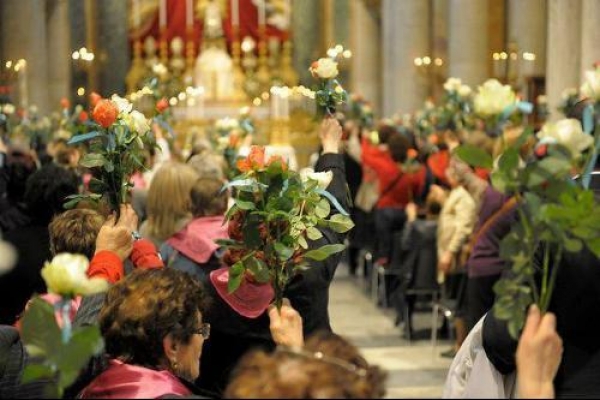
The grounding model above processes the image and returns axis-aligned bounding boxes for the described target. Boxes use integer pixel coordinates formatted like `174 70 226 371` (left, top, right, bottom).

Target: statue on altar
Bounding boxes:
194 0 235 101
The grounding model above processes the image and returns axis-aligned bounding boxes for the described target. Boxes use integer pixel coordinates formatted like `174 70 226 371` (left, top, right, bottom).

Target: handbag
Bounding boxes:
355 170 404 213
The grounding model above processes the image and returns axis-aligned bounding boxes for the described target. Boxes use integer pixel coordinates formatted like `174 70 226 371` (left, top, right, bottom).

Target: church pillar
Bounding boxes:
580 0 600 76
349 0 381 115
448 0 489 87
546 0 582 120
381 0 431 117
97 0 130 95
507 0 547 80
1 0 49 113
47 0 72 108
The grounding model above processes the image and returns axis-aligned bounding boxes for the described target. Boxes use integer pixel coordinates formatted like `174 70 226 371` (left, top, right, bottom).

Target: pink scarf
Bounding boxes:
166 216 229 264
80 359 192 399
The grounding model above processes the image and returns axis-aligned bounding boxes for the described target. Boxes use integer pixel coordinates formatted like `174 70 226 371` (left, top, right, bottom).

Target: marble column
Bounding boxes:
580 0 600 77
381 0 431 117
97 0 131 95
448 0 490 87
432 0 449 101
47 0 72 108
1 0 49 114
292 0 321 85
349 0 381 115
507 0 547 79
546 0 582 120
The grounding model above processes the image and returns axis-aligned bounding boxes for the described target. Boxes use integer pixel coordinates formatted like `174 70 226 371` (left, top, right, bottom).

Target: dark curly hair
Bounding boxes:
99 268 210 369
224 331 387 399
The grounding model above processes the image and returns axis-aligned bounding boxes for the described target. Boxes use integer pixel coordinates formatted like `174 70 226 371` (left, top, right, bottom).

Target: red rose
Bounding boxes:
79 110 89 122
407 148 419 160
89 92 102 108
60 97 70 110
156 97 169 113
534 144 548 159
92 99 119 128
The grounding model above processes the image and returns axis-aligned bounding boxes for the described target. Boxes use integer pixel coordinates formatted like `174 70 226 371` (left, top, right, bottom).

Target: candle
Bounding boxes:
258 0 266 27
231 0 240 27
186 0 193 28
159 0 167 29
133 0 141 28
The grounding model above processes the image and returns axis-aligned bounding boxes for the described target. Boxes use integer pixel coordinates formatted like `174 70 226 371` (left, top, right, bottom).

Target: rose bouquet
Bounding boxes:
65 94 161 213
437 77 474 131
217 146 354 311
19 253 107 397
457 73 600 337
309 56 348 117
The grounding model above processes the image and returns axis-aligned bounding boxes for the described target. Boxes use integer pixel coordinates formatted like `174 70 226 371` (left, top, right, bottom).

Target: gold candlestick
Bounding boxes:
126 39 146 94
231 26 248 101
255 26 271 92
159 29 169 66
280 40 299 87
184 28 196 86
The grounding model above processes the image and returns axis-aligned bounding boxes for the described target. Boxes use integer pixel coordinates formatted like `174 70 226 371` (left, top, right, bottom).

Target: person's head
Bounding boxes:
24 164 79 225
376 124 397 145
5 147 38 203
190 178 228 218
100 268 210 382
187 153 227 180
146 162 199 242
55 146 81 169
49 209 105 259
387 133 411 163
425 198 442 218
225 331 387 399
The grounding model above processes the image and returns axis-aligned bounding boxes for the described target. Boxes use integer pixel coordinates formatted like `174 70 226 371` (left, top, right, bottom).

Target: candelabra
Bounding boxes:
492 42 537 87
413 55 445 98
126 40 146 94
231 26 248 102
255 26 271 93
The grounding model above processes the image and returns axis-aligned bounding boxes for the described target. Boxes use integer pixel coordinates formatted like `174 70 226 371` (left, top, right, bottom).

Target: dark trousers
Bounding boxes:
374 207 407 261
466 274 501 332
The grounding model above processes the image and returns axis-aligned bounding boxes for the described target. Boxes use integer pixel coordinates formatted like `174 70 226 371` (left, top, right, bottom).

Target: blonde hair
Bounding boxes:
145 162 199 242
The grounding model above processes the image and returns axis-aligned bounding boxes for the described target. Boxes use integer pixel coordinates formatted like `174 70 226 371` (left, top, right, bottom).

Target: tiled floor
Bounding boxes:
329 265 453 399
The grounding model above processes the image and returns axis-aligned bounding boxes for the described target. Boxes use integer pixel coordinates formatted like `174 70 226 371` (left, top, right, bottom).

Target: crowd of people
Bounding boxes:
0 93 586 398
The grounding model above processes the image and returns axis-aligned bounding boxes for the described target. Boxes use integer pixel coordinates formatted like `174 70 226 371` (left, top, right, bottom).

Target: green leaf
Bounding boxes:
103 160 115 173
55 326 104 388
21 298 62 359
327 214 355 233
298 236 308 250
235 199 256 211
454 145 493 169
228 262 245 293
304 244 346 261
315 199 331 219
306 226 323 241
79 153 107 169
88 178 109 194
497 148 519 173
274 242 294 261
246 258 271 284
22 363 55 384
563 237 583 253
585 237 600 258
67 131 100 144
63 197 83 210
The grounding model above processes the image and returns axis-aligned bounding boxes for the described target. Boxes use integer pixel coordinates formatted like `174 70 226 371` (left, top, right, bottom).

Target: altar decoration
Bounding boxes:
19 253 107 397
216 146 354 312
456 70 600 338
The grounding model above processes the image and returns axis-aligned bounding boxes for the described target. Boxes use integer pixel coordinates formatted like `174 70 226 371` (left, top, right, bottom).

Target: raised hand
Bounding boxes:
95 205 138 261
319 118 343 155
268 298 304 348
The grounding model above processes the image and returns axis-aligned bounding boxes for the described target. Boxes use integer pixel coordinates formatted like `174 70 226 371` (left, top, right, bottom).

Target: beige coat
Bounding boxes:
437 185 477 265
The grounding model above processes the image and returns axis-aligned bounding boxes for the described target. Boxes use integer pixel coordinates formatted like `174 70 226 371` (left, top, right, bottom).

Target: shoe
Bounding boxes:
440 348 457 358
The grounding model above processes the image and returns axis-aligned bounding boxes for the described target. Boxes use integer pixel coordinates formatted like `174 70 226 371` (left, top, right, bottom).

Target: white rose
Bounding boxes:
474 79 517 116
129 110 150 134
457 85 472 98
2 104 15 115
217 136 229 151
309 58 339 79
581 68 600 101
300 168 333 190
537 118 594 157
443 77 462 93
111 94 133 115
41 253 108 297
0 240 17 275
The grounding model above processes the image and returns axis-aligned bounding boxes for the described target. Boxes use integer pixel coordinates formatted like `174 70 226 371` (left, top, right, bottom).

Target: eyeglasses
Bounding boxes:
276 346 367 377
194 323 211 340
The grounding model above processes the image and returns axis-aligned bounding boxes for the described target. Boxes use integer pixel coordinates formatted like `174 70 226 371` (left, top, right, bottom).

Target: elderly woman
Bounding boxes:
79 268 211 398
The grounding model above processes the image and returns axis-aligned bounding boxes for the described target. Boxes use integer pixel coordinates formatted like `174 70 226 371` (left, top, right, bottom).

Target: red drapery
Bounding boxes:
131 0 289 56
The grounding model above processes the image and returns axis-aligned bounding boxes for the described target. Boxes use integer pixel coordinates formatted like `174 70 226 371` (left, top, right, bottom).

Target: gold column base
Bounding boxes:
270 119 291 145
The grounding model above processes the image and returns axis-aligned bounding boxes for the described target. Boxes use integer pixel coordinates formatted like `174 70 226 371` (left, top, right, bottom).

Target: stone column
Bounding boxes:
349 0 381 115
448 0 490 87
546 0 582 120
381 0 431 117
581 0 600 77
1 0 49 113
292 0 321 84
97 0 131 95
507 0 547 79
47 0 72 108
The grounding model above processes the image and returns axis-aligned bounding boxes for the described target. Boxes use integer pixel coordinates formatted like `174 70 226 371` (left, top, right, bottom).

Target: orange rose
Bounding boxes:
236 158 252 173
92 99 119 128
156 98 169 113
267 155 288 171
407 148 418 159
89 92 102 108
229 133 240 148
79 110 89 122
248 146 265 169
428 134 439 145
60 97 70 110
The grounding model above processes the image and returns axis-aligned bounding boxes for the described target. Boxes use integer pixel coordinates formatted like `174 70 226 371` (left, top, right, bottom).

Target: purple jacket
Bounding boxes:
466 186 517 278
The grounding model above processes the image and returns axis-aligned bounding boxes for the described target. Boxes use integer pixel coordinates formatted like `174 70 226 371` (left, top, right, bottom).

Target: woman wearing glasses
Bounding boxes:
79 268 213 399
